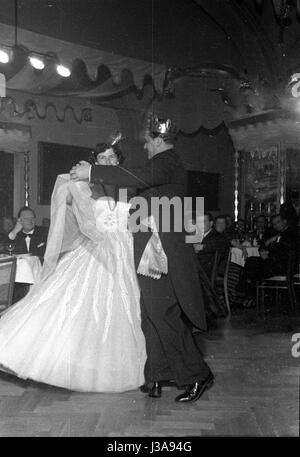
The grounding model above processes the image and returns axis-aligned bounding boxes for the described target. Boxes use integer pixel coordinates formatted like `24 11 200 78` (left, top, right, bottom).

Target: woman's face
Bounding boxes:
96 148 119 166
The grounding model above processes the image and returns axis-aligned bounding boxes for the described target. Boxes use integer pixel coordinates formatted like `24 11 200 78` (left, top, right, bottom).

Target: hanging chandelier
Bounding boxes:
255 0 300 24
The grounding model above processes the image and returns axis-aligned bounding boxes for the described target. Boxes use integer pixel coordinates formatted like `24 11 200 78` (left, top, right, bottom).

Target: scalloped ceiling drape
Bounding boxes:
0 23 166 98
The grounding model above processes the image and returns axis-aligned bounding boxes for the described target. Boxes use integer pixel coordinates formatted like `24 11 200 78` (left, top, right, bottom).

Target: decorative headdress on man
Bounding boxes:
146 113 178 142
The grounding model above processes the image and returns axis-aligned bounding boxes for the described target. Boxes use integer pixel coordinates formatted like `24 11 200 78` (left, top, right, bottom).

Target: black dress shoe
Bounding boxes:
148 381 162 398
175 372 214 403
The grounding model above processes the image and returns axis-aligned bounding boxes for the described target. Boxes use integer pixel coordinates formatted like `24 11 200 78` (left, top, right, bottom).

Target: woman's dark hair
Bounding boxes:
90 143 124 164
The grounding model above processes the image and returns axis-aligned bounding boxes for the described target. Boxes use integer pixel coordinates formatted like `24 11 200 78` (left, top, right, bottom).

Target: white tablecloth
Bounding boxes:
1 255 42 284
230 247 260 267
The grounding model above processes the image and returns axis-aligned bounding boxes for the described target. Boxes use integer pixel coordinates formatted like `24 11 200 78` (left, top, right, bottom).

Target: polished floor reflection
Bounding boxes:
0 312 299 437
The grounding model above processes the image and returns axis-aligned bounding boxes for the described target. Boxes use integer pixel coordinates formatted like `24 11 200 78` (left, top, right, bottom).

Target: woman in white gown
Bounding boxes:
0 142 146 392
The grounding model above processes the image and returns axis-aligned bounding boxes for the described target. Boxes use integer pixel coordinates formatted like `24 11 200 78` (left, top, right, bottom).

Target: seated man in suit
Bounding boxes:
280 190 299 231
0 216 16 252
8 207 48 260
42 217 51 231
193 213 229 319
8 207 48 303
240 213 299 302
194 213 229 278
229 218 247 244
214 214 231 270
253 214 274 247
215 215 227 235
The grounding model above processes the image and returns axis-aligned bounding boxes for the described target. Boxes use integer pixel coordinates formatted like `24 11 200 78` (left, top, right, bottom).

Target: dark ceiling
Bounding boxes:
0 0 300 86
0 0 245 69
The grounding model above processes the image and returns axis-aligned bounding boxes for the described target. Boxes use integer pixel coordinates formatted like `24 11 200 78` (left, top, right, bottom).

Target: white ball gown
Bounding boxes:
0 175 146 392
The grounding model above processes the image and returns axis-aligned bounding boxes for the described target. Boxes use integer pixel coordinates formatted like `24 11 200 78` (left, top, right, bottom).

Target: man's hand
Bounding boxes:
9 218 23 240
265 235 277 247
193 243 204 253
14 218 23 234
70 161 91 181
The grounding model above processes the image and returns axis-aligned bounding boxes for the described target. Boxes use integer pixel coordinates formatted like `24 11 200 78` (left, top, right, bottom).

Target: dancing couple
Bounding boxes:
0 114 213 403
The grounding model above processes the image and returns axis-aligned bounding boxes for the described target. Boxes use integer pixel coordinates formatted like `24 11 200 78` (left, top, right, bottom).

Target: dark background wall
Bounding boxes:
104 80 235 215
3 0 299 216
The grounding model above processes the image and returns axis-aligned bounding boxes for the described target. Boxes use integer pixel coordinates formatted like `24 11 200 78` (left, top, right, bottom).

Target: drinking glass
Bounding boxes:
6 242 15 256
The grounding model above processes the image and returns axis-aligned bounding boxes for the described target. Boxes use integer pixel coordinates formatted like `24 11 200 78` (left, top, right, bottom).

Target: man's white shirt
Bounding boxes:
9 229 34 252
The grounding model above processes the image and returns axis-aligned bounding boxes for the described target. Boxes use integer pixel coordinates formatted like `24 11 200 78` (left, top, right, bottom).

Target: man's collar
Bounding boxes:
151 147 175 159
22 229 34 235
203 228 213 238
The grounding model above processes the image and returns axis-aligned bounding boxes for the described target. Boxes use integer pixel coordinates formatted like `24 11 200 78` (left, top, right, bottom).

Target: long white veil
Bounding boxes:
41 174 106 280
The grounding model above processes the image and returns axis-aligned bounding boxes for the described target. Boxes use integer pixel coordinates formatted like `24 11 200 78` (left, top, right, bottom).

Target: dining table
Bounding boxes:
0 253 42 284
230 246 260 268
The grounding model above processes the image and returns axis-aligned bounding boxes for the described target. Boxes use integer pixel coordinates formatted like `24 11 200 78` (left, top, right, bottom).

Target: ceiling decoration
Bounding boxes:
0 95 93 124
253 0 300 42
0 23 166 99
255 0 300 24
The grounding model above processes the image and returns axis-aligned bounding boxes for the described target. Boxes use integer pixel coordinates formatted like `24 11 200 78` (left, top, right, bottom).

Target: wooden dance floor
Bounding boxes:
0 313 299 437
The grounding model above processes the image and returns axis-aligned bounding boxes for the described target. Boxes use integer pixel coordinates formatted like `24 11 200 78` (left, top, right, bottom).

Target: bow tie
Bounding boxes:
22 232 33 238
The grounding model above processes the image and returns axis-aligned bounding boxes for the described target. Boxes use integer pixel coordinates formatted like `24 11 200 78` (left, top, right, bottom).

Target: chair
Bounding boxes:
0 257 17 311
197 256 231 321
256 252 297 314
210 250 220 287
215 248 232 316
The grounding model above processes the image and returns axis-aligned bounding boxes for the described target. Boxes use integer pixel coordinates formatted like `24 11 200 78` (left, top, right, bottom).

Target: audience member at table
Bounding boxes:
216 214 235 242
214 214 231 264
42 217 50 230
1 216 16 235
238 213 299 305
8 207 48 303
215 215 227 235
236 218 246 237
280 193 299 233
0 216 16 253
252 214 274 247
229 218 247 248
193 213 229 278
8 207 48 260
224 214 235 235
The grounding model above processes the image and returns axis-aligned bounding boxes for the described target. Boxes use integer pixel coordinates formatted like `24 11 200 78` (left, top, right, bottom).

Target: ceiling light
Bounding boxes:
29 55 45 70
56 64 71 77
0 49 10 64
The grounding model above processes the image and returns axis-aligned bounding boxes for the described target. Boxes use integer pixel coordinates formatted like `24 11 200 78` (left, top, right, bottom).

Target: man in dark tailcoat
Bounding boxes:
70 115 214 403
